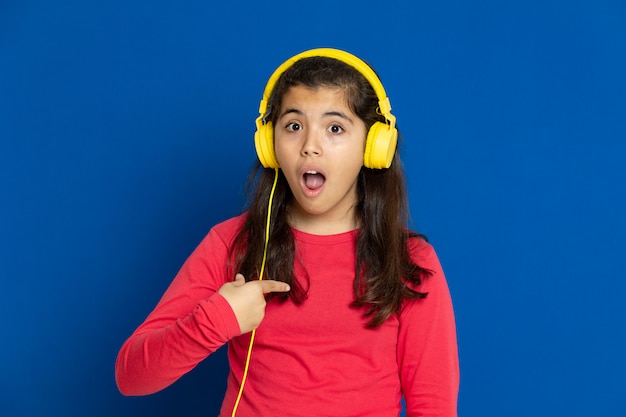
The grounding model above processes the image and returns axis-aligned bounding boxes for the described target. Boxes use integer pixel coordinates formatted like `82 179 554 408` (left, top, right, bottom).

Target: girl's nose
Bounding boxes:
300 127 322 157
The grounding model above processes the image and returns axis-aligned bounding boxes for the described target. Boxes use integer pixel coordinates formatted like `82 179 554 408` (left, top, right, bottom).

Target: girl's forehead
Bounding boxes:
281 85 349 103
280 85 351 108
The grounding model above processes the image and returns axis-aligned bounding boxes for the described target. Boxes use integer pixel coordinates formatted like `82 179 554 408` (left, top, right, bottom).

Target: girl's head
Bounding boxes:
254 49 407 233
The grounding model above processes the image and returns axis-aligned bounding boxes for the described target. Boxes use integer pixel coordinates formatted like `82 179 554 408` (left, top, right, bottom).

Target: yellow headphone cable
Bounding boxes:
231 167 280 417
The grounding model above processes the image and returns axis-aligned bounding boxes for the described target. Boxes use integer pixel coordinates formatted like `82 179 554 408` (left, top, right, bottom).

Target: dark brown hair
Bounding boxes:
230 56 429 327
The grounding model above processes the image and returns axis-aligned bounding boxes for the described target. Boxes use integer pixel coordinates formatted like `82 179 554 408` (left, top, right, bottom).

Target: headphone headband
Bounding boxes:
254 48 398 169
258 48 395 129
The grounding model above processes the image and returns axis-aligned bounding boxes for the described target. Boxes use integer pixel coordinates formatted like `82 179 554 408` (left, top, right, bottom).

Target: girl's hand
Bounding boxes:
218 273 290 334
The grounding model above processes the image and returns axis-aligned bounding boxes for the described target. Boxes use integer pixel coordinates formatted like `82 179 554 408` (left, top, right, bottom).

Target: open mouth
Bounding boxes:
303 170 326 191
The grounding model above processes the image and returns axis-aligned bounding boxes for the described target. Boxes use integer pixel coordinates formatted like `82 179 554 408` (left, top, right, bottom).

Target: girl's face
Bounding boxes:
274 85 367 234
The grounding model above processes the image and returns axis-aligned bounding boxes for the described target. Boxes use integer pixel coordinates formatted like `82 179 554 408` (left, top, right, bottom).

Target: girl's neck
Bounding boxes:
286 205 359 235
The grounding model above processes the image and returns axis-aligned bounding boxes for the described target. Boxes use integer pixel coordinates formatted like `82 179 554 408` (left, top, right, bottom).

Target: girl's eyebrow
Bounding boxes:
323 111 354 125
278 108 302 119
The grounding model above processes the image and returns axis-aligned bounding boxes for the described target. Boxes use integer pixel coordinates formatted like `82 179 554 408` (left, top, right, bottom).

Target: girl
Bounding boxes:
115 48 459 417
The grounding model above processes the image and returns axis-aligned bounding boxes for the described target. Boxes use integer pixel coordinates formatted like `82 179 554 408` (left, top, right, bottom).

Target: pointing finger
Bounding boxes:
258 280 290 294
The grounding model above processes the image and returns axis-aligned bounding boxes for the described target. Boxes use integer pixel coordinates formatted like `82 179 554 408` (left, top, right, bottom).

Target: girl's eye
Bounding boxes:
286 122 302 132
328 124 344 134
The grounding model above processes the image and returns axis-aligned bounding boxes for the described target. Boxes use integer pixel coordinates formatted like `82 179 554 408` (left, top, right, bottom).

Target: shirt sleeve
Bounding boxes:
398 240 460 417
115 225 242 396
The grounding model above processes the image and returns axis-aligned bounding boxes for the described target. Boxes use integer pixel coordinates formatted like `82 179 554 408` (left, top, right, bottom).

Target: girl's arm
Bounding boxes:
115 226 241 396
398 241 460 417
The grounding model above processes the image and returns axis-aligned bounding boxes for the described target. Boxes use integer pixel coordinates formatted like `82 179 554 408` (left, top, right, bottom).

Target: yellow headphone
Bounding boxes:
254 48 398 170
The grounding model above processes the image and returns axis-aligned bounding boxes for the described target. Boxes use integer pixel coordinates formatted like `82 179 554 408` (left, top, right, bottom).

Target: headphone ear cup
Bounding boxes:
363 122 398 169
254 122 280 168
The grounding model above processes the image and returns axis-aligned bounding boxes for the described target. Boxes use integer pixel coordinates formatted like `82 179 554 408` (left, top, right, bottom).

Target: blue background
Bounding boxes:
1 1 625 416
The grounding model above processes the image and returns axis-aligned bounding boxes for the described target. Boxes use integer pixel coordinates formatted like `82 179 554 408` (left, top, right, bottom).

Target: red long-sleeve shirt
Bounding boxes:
115 214 459 416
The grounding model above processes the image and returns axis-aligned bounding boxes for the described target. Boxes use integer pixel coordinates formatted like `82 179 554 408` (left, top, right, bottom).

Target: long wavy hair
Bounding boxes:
230 56 430 327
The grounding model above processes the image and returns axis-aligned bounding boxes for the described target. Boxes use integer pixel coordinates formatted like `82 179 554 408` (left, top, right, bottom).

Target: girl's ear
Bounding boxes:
363 121 398 169
255 119 280 169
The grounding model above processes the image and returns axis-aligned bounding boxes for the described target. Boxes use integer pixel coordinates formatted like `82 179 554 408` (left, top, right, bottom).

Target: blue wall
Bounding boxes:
1 1 625 416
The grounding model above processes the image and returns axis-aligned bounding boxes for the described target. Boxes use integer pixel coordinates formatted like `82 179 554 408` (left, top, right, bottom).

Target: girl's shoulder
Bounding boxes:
406 232 435 258
206 212 247 246
406 233 444 279
212 212 247 232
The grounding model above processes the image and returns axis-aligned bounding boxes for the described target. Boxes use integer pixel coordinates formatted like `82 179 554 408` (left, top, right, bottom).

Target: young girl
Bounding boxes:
116 48 459 417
